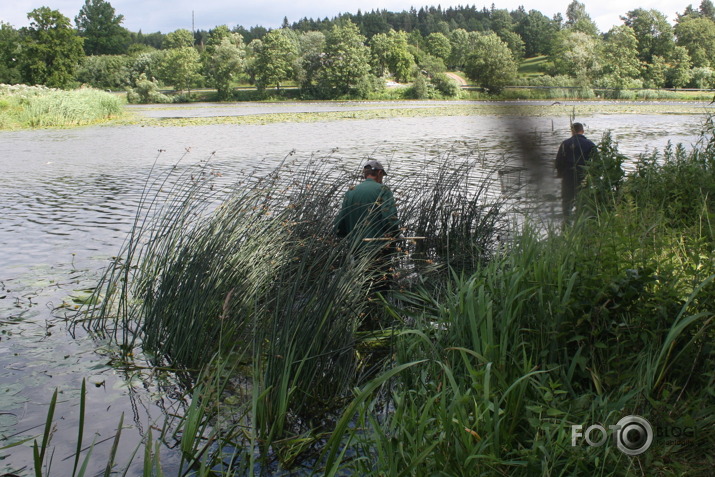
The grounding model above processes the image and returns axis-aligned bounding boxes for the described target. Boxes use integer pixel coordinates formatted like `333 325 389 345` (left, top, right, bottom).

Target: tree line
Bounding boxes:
2 0 715 101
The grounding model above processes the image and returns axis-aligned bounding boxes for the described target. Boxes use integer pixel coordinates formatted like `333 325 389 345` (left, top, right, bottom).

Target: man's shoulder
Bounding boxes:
577 134 595 145
560 136 576 148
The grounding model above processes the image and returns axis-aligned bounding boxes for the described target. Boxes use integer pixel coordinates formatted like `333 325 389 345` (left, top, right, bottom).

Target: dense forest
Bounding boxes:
2 0 715 100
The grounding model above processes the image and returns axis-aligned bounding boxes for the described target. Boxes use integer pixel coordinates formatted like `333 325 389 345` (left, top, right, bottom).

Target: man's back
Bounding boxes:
334 178 399 241
556 134 596 179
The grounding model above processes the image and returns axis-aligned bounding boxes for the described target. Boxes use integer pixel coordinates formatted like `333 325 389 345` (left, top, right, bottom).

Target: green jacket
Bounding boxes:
334 178 400 242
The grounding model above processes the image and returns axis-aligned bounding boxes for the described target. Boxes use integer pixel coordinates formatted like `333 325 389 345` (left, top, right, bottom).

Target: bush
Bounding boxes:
690 67 715 89
126 73 171 104
408 74 430 99
431 72 460 97
626 125 715 229
354 73 385 98
512 74 577 88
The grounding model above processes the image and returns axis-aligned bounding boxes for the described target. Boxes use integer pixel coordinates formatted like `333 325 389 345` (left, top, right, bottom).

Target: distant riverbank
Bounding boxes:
3 83 714 131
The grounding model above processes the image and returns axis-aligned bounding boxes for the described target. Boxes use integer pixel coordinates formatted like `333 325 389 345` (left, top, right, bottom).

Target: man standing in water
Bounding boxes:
555 122 596 220
334 160 400 292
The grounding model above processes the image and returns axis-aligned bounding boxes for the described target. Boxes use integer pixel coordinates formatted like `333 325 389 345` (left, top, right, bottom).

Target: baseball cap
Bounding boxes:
364 160 387 175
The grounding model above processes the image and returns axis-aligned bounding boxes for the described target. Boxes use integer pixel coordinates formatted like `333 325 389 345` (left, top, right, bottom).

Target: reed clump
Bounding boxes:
0 84 124 129
75 149 506 465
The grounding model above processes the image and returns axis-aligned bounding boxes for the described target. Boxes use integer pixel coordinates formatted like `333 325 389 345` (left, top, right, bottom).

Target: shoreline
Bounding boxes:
3 98 714 131
117 100 715 128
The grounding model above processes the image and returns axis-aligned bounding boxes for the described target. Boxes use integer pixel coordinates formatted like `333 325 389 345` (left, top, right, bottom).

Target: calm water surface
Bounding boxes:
0 101 711 474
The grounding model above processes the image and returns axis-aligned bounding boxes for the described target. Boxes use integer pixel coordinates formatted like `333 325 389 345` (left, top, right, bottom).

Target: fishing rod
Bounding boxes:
362 236 426 242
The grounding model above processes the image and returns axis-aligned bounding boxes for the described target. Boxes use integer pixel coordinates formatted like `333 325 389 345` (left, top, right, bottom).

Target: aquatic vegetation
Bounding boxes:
10 118 714 475
0 84 124 129
70 148 505 468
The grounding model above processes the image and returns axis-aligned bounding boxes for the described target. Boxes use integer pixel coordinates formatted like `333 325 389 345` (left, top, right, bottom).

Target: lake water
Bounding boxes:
1 100 712 474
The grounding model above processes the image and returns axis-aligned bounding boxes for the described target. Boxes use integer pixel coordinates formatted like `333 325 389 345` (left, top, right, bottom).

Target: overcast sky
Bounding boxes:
1 0 694 34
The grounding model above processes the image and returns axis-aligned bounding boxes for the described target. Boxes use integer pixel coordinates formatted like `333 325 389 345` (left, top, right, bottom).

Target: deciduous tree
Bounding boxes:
253 29 298 91
0 22 21 84
622 9 675 64
600 25 641 89
549 30 601 85
316 21 373 98
204 25 233 53
76 54 131 88
19 7 85 88
644 55 668 88
565 0 599 36
489 8 525 60
425 32 451 62
159 46 201 93
675 16 715 67
164 29 194 49
204 34 245 99
128 50 164 85
448 29 476 69
463 32 517 93
515 10 559 57
370 30 414 82
666 45 693 88
296 31 325 89
701 0 715 20
75 0 130 55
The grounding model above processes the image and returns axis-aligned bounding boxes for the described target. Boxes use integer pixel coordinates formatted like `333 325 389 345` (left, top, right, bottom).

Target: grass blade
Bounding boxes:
72 379 86 477
103 412 124 477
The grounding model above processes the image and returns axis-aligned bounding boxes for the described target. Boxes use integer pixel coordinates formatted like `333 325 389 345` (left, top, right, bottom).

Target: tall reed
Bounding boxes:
0 84 124 129
75 149 508 465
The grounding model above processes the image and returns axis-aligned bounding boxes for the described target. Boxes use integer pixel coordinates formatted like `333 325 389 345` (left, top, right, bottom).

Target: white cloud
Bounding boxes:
0 0 692 34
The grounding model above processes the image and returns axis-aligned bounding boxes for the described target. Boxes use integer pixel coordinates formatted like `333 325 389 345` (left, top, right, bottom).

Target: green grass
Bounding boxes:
518 55 550 77
0 84 125 129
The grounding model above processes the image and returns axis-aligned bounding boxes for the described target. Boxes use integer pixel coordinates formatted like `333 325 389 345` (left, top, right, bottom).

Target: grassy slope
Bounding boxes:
518 55 550 77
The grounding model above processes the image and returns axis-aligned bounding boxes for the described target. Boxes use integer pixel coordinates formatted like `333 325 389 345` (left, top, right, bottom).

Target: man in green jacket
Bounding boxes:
334 160 400 241
334 160 400 293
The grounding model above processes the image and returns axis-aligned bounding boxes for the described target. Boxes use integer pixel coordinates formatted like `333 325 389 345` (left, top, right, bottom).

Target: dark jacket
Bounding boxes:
555 134 596 182
334 178 400 241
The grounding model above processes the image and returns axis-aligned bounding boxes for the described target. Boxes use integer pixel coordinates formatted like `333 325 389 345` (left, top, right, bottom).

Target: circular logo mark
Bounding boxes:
615 415 653 456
